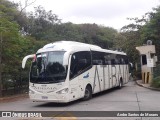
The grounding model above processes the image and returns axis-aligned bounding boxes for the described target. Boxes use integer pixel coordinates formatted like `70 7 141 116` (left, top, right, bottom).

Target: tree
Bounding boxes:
27 6 61 40
141 6 160 61
0 0 20 97
0 0 44 96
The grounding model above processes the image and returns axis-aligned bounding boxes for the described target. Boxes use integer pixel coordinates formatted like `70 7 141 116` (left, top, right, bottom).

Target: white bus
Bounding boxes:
22 41 129 103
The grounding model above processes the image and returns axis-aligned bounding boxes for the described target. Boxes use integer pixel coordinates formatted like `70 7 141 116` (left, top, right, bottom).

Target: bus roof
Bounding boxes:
37 41 126 55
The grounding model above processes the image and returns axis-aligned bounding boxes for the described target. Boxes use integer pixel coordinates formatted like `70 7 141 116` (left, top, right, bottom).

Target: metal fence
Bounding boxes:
1 72 29 97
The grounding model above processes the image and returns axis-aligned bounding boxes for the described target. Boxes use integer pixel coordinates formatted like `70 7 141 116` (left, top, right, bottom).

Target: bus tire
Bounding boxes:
83 85 92 100
118 79 123 89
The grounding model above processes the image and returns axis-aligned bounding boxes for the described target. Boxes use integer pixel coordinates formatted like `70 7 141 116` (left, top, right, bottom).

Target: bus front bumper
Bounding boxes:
29 93 70 103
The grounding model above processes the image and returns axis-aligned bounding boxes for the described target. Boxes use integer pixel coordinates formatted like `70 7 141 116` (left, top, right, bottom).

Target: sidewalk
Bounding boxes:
136 80 160 91
0 93 29 102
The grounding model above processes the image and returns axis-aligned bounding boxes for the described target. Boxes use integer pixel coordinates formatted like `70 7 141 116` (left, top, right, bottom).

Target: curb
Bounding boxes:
0 94 29 102
136 80 160 91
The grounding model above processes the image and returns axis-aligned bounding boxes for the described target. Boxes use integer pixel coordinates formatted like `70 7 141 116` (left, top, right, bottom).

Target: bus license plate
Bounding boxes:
42 96 48 99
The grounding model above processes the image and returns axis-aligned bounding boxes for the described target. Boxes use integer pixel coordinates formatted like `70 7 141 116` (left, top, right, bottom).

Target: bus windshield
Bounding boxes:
30 51 68 84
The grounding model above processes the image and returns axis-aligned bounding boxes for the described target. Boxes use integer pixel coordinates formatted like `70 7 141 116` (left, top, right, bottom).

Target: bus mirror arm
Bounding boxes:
129 62 133 68
22 54 35 69
129 62 134 73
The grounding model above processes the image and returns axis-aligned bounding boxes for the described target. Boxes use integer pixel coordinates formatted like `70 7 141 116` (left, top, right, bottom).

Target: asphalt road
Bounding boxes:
0 80 160 120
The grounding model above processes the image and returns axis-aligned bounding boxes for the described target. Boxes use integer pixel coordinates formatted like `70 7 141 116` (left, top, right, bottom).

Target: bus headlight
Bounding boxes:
56 88 69 94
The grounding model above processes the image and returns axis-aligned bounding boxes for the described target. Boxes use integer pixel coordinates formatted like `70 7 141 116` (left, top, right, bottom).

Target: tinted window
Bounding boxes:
110 54 116 65
70 51 91 79
115 55 121 64
104 53 111 65
104 53 117 65
123 56 129 64
91 51 128 65
104 54 128 65
30 51 68 84
92 51 104 65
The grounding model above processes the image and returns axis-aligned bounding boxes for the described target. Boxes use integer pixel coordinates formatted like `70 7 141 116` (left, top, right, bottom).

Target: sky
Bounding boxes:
12 0 160 30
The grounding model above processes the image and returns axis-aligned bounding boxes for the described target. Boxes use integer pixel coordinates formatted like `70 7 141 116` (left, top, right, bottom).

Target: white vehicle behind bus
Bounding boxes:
22 41 129 103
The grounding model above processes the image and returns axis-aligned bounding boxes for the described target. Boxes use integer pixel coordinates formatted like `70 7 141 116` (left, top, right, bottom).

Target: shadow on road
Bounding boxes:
34 86 127 107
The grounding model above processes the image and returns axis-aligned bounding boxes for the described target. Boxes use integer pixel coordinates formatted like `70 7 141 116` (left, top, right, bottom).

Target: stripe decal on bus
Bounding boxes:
92 64 128 93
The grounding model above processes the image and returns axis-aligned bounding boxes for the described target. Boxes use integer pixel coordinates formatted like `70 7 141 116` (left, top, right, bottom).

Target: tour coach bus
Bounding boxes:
22 41 129 103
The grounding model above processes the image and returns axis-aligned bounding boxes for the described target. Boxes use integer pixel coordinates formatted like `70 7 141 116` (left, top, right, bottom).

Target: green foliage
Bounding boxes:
141 7 160 61
151 76 160 88
53 23 118 49
0 0 40 93
153 64 160 78
26 6 61 41
120 5 160 79
1 0 160 93
119 14 147 64
0 1 120 95
119 31 142 63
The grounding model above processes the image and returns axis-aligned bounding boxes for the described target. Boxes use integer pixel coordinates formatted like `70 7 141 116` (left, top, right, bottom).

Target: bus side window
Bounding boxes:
105 60 111 65
92 51 104 65
121 58 125 64
111 59 116 65
70 51 91 80
116 55 121 65
93 60 103 65
124 56 129 64
104 53 111 65
110 54 116 65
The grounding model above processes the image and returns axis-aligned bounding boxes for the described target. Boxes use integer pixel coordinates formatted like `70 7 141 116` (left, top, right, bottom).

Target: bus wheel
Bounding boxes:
118 79 123 89
83 86 92 100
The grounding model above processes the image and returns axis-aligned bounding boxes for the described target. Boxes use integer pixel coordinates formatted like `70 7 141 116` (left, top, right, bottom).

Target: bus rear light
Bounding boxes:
56 88 69 94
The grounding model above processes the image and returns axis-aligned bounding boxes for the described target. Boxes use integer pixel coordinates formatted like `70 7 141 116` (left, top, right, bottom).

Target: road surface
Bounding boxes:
0 80 160 120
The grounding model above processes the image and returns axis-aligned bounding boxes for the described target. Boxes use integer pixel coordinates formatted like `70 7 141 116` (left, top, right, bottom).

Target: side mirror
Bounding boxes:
22 54 35 69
